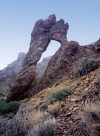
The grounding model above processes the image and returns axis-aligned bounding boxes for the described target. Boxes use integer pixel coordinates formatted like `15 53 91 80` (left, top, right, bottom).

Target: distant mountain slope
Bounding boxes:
0 52 25 96
36 56 52 78
0 54 51 96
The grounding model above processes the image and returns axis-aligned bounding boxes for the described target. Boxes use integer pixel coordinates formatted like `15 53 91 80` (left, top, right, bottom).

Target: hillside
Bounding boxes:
28 67 100 136
0 15 100 136
0 66 99 136
0 52 25 97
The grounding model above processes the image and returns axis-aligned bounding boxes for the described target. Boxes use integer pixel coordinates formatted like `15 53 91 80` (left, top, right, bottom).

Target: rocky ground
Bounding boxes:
28 67 100 136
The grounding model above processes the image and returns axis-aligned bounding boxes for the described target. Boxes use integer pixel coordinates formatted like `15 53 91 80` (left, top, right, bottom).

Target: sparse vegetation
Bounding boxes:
0 99 20 118
73 57 100 77
95 73 100 88
76 81 81 86
80 103 100 136
46 87 74 104
29 118 57 136
30 110 50 125
94 73 100 101
0 104 57 136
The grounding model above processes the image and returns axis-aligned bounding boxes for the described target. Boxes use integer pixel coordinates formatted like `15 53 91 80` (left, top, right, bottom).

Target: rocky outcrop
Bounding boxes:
34 41 89 92
7 14 100 101
0 53 25 96
7 14 69 101
90 38 100 53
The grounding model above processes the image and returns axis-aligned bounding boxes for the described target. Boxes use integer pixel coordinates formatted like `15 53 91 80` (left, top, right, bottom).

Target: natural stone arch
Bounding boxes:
36 40 61 78
38 40 61 62
7 14 69 101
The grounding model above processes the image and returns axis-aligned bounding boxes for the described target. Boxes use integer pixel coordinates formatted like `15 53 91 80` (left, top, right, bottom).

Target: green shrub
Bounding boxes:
76 81 81 86
0 99 20 116
3 113 14 119
46 87 74 104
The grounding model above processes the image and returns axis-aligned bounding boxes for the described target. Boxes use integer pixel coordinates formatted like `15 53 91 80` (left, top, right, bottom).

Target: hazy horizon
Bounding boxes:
0 0 100 70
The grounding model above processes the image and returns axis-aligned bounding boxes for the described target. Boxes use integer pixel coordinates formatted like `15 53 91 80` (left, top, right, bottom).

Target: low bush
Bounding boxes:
29 110 50 125
29 118 57 136
0 99 20 116
80 103 100 136
3 113 14 119
95 73 100 89
0 104 57 136
47 102 59 117
94 73 100 102
73 57 100 77
46 87 74 104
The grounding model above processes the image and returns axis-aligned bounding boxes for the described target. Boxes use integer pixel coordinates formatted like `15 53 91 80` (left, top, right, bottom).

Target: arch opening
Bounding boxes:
36 40 61 78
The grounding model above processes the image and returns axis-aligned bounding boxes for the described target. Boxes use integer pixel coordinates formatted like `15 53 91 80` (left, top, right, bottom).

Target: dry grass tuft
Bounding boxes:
29 118 57 136
48 102 60 117
80 103 100 136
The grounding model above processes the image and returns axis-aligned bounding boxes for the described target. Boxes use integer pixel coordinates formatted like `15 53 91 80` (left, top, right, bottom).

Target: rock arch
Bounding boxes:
7 14 69 101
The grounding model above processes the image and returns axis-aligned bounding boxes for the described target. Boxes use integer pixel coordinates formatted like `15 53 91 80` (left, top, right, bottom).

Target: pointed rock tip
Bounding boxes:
47 14 56 21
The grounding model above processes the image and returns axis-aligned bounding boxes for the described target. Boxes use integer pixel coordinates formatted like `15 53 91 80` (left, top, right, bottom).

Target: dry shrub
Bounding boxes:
0 104 57 136
94 73 100 102
30 110 50 125
28 118 57 136
80 103 100 136
48 102 60 117
95 73 100 89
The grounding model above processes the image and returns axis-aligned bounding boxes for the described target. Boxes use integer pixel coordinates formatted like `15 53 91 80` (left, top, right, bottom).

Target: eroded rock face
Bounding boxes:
7 14 69 101
91 39 100 53
34 38 100 92
34 41 84 91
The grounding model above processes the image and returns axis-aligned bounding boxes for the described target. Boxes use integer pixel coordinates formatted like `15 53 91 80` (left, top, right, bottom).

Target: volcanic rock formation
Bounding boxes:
7 14 69 101
7 15 100 101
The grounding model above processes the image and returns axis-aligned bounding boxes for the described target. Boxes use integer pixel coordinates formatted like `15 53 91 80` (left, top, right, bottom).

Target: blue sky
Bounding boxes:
0 0 100 69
